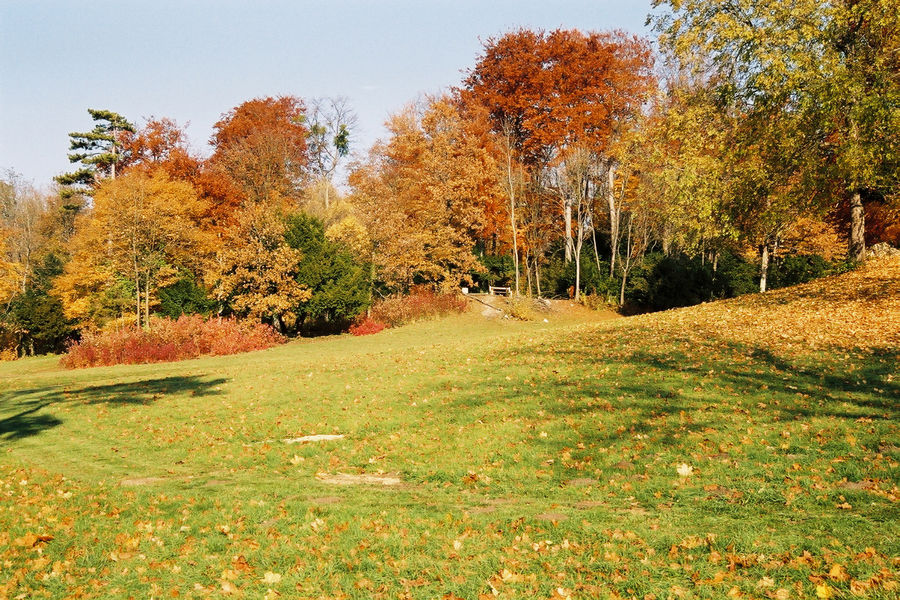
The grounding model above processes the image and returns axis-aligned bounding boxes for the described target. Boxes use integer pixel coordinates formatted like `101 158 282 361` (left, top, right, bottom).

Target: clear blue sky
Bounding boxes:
1 0 655 188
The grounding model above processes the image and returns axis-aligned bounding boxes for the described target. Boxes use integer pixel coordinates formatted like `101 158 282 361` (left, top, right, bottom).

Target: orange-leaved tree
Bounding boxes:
460 28 655 295
205 96 310 218
120 117 201 183
349 98 498 292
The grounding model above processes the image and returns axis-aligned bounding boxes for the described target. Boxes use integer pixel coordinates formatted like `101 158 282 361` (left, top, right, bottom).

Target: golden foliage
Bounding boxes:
781 217 845 260
626 257 900 354
52 170 210 328
349 98 496 290
0 228 21 305
208 201 310 324
325 215 371 262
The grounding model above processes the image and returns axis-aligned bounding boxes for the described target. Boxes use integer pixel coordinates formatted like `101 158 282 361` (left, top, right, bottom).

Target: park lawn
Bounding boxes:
0 260 898 599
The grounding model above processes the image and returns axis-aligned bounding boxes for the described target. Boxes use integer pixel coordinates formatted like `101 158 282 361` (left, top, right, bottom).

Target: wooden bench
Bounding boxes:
489 286 511 296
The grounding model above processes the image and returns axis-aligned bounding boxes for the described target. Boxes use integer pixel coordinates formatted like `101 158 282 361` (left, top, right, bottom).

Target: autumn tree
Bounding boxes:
0 171 44 293
461 28 655 295
349 98 496 291
651 0 900 262
120 117 201 182
207 201 310 332
53 171 209 329
206 96 309 216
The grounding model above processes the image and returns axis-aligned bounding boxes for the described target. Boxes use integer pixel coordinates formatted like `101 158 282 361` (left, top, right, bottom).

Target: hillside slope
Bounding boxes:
623 257 900 354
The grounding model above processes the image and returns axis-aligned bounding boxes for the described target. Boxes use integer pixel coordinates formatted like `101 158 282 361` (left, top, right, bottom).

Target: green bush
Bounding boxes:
4 291 74 355
284 213 371 333
158 276 216 318
540 251 614 299
472 252 515 291
769 254 832 289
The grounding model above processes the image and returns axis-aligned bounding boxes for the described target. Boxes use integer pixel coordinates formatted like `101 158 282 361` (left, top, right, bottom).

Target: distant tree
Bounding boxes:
5 253 72 356
651 0 900 261
0 170 44 293
53 170 209 329
306 97 358 210
349 98 494 291
55 109 135 194
461 29 655 293
120 117 201 182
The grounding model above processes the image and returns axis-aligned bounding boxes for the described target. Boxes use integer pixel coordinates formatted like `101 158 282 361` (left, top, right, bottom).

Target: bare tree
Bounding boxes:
0 170 44 293
306 97 359 210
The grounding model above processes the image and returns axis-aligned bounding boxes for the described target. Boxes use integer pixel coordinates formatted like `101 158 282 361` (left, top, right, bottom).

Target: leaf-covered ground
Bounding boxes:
1 259 897 599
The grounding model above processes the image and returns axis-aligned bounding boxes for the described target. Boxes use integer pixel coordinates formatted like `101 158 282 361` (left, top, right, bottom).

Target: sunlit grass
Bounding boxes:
1 267 898 599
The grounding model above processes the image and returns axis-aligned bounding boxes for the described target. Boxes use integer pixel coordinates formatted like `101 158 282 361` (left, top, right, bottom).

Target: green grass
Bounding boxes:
1 307 897 599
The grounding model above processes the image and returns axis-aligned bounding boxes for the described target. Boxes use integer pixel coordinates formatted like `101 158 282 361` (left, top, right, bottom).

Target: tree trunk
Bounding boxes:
574 247 582 301
135 275 141 329
564 196 573 262
606 161 619 278
591 228 602 273
849 191 865 261
759 244 769 293
509 169 520 296
619 214 634 306
144 276 150 329
525 250 533 296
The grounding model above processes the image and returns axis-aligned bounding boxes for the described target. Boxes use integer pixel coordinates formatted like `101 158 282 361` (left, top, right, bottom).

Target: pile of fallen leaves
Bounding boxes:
624 257 900 355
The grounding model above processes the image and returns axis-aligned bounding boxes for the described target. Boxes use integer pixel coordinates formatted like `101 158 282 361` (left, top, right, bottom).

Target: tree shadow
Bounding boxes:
422 331 898 480
0 375 227 443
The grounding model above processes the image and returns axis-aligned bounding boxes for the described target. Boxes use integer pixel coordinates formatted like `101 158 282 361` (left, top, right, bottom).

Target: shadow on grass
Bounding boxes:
0 375 227 443
427 331 898 472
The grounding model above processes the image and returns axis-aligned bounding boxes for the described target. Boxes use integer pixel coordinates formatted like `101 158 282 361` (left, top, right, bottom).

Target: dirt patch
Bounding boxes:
316 472 402 486
309 496 342 504
120 477 167 487
468 505 498 515
566 478 597 487
835 480 877 491
284 434 345 443
534 511 568 522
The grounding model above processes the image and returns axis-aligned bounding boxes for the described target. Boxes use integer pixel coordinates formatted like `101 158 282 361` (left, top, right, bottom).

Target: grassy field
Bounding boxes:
1 260 898 599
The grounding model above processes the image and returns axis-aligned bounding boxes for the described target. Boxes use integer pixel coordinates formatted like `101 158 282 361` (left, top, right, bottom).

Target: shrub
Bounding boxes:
541 253 615 299
348 318 387 336
505 295 534 321
158 276 216 318
370 287 468 327
61 315 284 368
769 254 832 289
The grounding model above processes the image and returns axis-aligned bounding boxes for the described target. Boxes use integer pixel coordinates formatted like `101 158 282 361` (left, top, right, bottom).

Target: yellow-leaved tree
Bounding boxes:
53 170 210 329
207 200 311 332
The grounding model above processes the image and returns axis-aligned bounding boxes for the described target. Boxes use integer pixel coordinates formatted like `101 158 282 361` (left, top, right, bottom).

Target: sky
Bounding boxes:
0 0 656 188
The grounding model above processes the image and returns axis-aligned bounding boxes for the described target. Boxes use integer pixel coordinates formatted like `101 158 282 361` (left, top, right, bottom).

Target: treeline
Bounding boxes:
2 1 898 357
